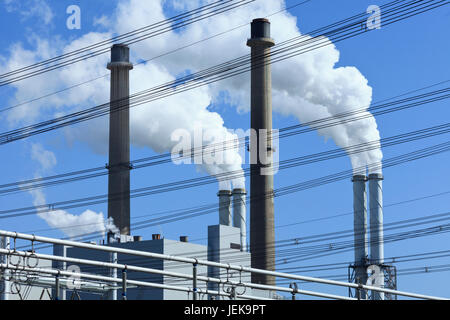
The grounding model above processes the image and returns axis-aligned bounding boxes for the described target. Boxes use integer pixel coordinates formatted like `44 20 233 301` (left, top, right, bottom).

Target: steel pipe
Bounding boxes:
122 268 127 300
0 248 351 300
369 173 385 300
0 230 446 300
0 264 270 300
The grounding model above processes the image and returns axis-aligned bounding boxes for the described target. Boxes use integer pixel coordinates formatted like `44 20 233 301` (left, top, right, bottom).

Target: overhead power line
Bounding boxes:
277 262 450 285
57 209 450 276
277 248 450 274
0 0 257 87
0 0 315 115
20 188 450 244
0 0 446 145
0 88 448 196
1 122 449 219
15 138 450 254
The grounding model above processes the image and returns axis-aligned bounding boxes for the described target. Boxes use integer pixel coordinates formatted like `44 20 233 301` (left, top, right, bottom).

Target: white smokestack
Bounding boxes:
368 173 384 264
369 173 384 300
217 190 232 226
352 174 368 297
232 188 247 252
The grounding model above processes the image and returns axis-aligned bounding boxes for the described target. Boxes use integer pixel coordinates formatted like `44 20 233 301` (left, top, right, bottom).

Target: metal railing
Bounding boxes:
0 230 448 300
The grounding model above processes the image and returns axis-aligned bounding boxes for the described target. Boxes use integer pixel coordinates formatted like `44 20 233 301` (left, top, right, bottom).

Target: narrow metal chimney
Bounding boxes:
107 44 133 237
247 18 276 285
232 188 247 252
152 234 161 240
369 173 384 300
352 174 368 298
217 190 232 226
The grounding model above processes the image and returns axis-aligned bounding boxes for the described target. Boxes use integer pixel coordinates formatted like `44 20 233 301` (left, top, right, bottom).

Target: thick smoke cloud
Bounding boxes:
113 0 382 174
1 0 382 204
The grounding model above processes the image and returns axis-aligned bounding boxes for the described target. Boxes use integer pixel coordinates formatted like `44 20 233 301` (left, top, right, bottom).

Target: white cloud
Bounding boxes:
31 143 57 171
27 143 115 238
3 0 54 25
2 0 383 192
93 15 111 29
111 0 382 174
38 209 109 239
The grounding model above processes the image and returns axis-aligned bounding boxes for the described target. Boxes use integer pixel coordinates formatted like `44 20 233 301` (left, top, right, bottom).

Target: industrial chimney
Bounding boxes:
217 190 232 226
232 188 247 251
352 174 368 298
107 44 133 237
369 173 384 300
247 18 276 285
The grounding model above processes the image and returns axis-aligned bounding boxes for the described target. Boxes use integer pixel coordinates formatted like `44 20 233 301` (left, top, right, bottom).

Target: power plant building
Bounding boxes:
0 17 392 301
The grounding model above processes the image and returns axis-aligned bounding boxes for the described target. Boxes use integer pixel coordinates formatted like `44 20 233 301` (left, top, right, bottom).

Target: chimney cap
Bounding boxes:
108 43 133 67
217 190 232 196
250 18 271 39
368 173 384 180
352 175 367 182
232 188 247 195
152 234 161 240
252 18 270 23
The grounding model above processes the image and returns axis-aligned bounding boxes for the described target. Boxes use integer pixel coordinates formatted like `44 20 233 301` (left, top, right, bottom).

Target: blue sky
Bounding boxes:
0 0 449 299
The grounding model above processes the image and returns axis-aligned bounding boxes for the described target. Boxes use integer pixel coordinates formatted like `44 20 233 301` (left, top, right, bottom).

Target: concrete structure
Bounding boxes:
63 237 208 300
207 224 252 299
232 188 247 252
369 173 385 300
247 18 276 285
48 223 254 300
352 175 368 298
217 190 232 226
107 44 133 236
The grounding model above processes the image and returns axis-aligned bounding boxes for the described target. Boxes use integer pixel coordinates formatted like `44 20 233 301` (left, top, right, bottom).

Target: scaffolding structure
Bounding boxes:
348 263 397 300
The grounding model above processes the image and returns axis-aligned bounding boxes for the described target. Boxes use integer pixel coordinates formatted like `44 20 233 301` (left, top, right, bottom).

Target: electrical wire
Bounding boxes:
65 210 450 278
0 0 315 115
1 0 446 145
1 121 449 219
16 139 450 256
0 85 448 197
0 0 257 87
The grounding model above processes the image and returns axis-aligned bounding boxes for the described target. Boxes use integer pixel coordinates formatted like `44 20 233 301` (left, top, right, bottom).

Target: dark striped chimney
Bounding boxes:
107 44 133 237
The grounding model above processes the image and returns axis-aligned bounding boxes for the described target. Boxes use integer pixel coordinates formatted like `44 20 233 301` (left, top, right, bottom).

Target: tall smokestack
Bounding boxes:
217 190 232 226
369 173 384 300
232 188 247 251
352 174 368 297
247 18 275 285
107 44 133 236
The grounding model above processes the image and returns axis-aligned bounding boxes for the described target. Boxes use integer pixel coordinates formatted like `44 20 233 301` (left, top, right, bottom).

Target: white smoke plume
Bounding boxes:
1 0 383 199
28 143 118 239
112 0 382 176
